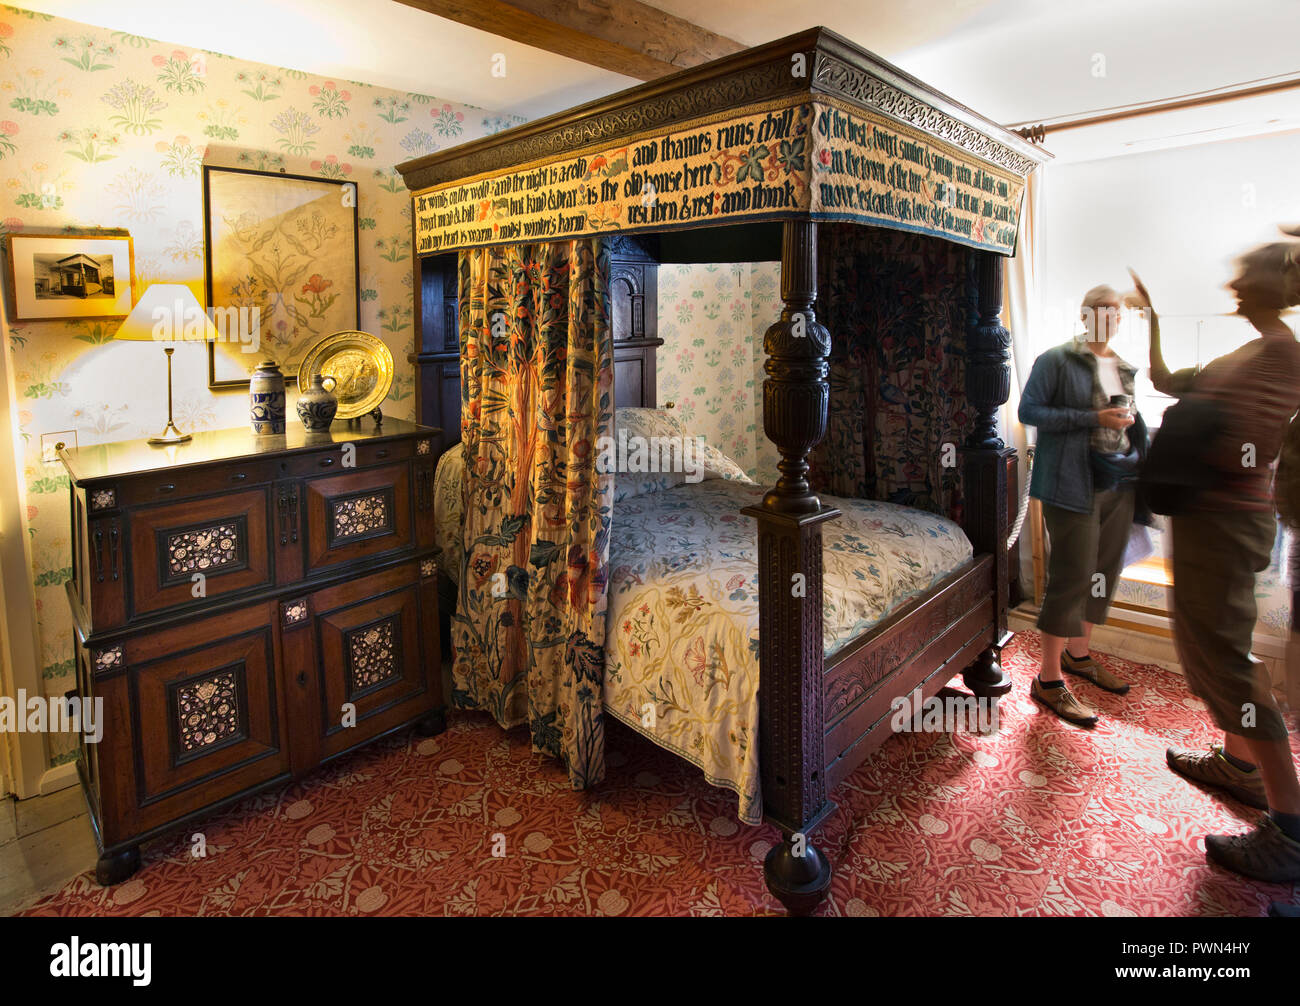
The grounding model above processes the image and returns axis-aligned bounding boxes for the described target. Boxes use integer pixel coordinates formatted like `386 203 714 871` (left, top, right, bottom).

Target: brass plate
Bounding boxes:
297 331 393 421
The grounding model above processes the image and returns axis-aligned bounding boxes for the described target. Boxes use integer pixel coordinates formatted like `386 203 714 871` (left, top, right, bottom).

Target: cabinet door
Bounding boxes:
302 462 412 575
309 563 438 759
127 488 274 618
107 602 290 840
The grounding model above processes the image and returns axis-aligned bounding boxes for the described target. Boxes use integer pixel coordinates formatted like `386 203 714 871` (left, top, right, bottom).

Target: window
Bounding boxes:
1110 311 1262 428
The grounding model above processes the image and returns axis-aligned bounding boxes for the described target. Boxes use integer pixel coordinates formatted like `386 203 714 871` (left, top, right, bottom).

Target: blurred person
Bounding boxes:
1019 284 1150 726
1267 440 1300 921
1277 413 1300 717
1152 230 1300 883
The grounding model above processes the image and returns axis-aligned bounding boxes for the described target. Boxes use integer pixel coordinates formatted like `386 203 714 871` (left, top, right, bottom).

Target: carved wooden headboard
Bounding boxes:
408 237 663 466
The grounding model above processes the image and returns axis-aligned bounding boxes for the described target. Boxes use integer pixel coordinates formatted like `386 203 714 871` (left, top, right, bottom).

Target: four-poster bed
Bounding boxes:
397 26 1048 914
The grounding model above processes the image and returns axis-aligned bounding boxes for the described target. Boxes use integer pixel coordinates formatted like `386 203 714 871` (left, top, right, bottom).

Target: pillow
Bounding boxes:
611 439 755 503
697 441 752 483
614 471 683 503
614 406 688 442
432 442 466 582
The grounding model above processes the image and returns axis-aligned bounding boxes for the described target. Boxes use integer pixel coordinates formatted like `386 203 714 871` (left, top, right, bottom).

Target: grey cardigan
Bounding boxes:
1019 340 1146 514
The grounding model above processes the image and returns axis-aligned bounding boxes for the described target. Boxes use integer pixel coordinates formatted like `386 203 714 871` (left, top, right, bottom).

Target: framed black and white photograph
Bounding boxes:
203 164 360 390
4 233 134 321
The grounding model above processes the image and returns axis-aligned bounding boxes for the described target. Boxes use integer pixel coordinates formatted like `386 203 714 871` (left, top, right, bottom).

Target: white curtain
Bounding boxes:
1002 168 1045 594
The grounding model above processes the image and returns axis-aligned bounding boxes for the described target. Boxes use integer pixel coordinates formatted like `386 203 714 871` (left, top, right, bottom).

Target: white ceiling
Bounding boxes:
16 0 1300 162
654 0 1300 123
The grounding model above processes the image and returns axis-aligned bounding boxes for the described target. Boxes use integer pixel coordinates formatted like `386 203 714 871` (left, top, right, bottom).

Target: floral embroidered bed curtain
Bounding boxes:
810 224 973 521
452 239 614 790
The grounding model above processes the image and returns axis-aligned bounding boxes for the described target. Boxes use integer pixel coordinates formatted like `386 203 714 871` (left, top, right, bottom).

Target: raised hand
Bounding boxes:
1127 267 1153 310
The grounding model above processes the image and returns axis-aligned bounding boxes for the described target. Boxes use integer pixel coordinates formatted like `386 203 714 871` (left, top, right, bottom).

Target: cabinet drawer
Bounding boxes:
281 437 419 479
127 488 274 617
117 461 277 508
303 462 412 574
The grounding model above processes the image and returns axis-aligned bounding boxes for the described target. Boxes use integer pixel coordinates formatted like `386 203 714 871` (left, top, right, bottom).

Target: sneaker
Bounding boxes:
1031 677 1099 727
1061 651 1130 694
1205 816 1300 884
1166 746 1268 809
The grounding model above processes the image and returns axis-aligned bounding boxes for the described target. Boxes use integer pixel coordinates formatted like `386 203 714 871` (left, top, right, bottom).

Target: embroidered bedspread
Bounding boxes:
604 477 971 824
432 444 972 823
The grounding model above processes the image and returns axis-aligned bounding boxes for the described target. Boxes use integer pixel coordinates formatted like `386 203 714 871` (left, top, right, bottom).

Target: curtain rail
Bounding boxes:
1007 74 1300 143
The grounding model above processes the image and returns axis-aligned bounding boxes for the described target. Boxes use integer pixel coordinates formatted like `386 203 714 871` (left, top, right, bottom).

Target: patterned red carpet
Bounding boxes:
18 632 1300 916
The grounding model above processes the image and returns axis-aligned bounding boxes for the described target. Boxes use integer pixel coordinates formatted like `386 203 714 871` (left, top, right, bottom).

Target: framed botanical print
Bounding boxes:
4 233 134 322
202 164 360 389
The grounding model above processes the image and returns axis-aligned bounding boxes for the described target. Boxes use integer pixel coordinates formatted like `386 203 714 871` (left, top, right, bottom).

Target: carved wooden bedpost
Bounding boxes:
961 251 1016 698
743 220 840 916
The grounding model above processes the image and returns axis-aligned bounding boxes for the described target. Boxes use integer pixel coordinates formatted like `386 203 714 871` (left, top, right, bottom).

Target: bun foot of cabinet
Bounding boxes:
415 707 447 737
96 846 141 886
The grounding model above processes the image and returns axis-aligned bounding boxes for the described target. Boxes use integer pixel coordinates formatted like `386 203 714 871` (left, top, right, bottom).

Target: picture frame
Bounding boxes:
202 164 360 390
4 233 134 322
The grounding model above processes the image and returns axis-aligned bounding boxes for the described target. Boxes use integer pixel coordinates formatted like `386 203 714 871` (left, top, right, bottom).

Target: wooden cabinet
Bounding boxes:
60 419 446 885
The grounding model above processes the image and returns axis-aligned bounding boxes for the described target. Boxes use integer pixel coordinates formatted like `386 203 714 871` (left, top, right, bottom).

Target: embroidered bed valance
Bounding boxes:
399 28 1049 258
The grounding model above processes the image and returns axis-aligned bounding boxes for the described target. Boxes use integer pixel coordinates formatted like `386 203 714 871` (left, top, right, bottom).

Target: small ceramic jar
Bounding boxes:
249 361 286 435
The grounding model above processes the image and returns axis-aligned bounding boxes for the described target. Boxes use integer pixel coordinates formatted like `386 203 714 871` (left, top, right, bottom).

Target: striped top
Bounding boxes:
1167 324 1300 511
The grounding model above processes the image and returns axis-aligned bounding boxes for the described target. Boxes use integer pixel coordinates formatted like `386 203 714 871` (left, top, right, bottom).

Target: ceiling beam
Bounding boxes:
394 0 745 80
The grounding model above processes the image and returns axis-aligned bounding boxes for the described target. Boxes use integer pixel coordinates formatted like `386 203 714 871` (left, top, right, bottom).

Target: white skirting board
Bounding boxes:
1010 603 1287 665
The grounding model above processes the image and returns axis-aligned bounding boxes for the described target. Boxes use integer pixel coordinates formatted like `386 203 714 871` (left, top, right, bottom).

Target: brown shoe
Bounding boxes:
1206 816 1300 884
1061 651 1130 694
1031 677 1098 727
1166 745 1268 809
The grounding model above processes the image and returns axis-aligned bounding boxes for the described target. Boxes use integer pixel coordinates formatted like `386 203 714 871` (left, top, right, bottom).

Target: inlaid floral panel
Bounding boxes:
348 619 398 690
176 670 240 754
166 522 239 576
331 493 390 541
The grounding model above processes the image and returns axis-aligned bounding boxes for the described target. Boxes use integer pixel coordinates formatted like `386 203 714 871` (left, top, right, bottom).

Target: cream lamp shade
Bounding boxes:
115 284 218 445
113 284 219 343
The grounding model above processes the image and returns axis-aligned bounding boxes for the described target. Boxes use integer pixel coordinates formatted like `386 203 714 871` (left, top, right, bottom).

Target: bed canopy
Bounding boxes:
397 26 1049 915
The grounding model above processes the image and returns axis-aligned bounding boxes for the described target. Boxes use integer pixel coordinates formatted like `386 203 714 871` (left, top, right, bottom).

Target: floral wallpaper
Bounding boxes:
655 261 781 485
0 5 522 769
749 262 781 486
656 263 754 473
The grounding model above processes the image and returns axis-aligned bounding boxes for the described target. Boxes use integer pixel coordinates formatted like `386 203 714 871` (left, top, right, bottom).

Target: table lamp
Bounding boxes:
114 284 218 445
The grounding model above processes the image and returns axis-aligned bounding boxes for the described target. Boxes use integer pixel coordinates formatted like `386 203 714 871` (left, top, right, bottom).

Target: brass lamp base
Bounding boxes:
148 420 191 446
147 346 191 446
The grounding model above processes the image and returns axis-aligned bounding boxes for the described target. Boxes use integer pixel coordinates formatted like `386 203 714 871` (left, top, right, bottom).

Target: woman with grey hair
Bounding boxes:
1018 284 1148 725
1158 227 1300 883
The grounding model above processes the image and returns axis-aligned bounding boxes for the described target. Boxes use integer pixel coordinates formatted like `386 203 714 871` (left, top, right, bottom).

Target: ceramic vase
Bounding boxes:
249 361 286 436
296 374 338 431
